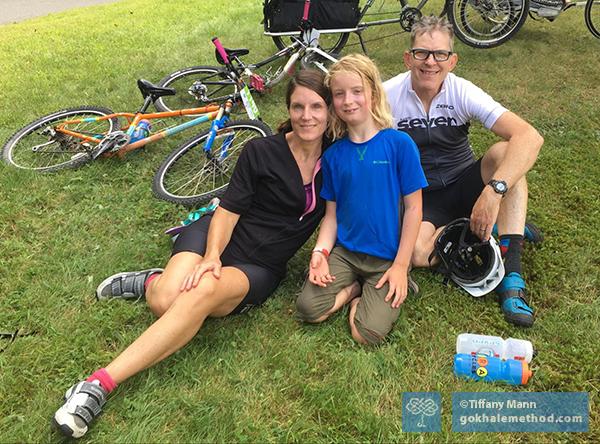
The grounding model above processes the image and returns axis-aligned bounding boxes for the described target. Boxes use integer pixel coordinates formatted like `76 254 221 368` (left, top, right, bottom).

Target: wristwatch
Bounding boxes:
488 179 508 196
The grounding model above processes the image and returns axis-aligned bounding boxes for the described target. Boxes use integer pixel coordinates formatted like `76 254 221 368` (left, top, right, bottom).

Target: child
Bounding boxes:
296 54 428 344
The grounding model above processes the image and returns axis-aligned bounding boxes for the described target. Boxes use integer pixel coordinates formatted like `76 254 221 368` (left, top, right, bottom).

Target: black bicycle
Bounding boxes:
526 0 600 40
263 0 529 50
265 0 447 53
452 0 600 48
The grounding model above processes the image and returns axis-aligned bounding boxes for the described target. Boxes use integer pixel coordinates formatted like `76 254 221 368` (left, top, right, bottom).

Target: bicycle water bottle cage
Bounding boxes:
137 79 176 99
214 48 250 66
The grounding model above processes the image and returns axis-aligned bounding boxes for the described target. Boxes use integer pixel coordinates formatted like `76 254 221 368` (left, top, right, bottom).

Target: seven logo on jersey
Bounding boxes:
396 116 459 131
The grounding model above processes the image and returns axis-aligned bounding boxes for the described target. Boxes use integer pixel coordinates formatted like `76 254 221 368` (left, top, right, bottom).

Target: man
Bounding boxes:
383 16 544 327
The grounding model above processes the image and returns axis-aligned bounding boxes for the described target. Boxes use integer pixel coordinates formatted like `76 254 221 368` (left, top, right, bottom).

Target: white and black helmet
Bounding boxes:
433 218 504 297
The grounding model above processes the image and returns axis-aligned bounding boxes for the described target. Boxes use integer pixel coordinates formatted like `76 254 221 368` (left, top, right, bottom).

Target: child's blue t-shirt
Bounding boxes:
321 128 428 261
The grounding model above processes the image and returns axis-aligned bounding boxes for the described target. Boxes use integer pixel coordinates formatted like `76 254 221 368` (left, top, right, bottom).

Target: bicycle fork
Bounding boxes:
203 101 235 165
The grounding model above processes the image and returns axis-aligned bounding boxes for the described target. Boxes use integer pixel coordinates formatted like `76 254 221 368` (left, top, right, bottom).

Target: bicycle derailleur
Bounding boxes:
31 127 95 163
400 7 422 32
188 81 212 104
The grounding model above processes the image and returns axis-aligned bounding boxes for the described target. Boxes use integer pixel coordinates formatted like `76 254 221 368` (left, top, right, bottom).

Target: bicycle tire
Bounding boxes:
2 106 119 172
448 0 529 48
585 0 600 39
155 66 237 113
152 119 272 207
272 32 350 55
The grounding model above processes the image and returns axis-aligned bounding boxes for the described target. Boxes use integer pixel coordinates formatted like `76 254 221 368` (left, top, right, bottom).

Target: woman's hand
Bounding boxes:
309 252 335 287
180 256 222 292
375 263 408 309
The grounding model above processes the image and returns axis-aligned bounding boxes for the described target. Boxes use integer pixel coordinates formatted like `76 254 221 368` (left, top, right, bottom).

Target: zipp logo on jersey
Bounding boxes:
396 116 459 131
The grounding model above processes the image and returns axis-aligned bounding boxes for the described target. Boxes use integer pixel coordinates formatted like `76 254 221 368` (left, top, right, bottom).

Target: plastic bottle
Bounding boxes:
456 333 534 363
129 119 152 144
454 353 533 385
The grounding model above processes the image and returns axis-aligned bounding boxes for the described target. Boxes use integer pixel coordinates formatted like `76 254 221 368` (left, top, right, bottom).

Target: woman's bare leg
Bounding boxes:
144 252 204 317
105 267 249 384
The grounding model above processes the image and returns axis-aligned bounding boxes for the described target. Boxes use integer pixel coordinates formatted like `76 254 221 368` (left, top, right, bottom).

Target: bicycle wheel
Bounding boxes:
152 120 272 206
585 0 600 39
2 106 119 172
448 0 529 48
272 32 350 54
155 66 237 113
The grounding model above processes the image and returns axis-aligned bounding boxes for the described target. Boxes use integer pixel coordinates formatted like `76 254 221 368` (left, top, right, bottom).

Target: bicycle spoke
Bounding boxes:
156 124 264 205
5 109 116 171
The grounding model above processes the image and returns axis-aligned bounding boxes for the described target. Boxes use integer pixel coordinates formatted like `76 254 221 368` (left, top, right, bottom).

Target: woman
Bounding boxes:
53 69 331 439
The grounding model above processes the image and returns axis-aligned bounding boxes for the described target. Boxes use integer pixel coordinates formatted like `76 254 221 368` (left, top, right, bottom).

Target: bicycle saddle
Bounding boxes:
137 79 176 99
215 47 250 65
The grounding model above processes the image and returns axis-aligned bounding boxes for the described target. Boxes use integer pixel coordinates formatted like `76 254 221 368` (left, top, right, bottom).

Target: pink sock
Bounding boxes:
86 368 117 393
144 272 161 290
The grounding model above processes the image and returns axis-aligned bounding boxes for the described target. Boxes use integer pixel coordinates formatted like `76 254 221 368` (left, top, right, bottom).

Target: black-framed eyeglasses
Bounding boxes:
410 48 453 62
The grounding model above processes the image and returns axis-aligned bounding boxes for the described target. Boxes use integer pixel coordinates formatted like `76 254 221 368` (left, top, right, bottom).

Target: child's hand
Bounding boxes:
309 252 336 287
375 263 408 308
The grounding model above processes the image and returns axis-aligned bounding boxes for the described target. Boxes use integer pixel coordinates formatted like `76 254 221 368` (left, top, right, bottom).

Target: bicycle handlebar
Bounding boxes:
302 0 311 21
211 37 230 65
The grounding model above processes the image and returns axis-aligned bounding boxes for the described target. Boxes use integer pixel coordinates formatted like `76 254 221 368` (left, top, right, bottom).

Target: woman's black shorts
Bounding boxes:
171 215 282 315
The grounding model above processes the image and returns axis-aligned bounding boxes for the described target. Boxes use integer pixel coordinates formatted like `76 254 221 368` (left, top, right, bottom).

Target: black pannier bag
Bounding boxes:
264 0 360 32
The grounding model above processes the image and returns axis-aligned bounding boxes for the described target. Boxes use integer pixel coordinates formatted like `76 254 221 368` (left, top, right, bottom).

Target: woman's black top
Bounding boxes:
219 132 325 278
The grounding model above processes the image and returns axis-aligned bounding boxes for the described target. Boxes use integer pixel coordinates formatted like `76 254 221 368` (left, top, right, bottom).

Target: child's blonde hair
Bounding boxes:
325 54 393 140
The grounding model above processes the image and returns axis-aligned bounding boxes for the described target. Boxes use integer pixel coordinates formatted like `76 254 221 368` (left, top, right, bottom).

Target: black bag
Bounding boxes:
264 0 360 32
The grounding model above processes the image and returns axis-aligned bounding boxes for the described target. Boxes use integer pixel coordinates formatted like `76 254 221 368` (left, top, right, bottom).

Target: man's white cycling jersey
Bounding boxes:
384 72 507 191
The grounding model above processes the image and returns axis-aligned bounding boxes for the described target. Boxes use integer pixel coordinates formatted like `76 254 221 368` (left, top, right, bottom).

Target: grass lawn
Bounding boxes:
0 0 598 442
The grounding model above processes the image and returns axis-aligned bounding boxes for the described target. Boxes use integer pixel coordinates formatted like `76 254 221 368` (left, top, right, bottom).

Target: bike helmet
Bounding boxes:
433 218 505 297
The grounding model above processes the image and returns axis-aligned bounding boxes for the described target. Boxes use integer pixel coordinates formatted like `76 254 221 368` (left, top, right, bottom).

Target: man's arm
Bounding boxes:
470 111 543 239
488 111 543 187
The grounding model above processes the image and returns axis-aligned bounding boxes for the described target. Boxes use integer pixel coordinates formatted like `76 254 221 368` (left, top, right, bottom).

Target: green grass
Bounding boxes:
0 0 599 442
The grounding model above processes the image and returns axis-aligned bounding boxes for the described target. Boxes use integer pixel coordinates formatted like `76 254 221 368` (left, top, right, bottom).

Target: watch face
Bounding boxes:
491 180 507 194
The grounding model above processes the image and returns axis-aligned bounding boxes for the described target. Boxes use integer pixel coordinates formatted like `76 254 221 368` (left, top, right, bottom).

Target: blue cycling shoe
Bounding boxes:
492 222 544 244
497 272 535 327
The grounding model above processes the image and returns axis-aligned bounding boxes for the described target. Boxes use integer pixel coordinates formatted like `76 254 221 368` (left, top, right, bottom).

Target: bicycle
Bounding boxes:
2 76 271 206
525 0 600 38
263 0 528 50
154 21 338 113
265 0 447 53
